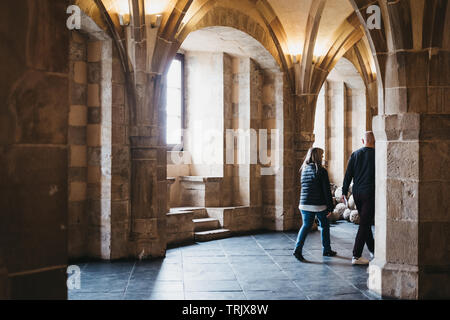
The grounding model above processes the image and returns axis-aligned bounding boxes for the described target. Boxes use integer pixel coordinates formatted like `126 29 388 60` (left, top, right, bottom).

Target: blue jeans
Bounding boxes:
294 210 332 254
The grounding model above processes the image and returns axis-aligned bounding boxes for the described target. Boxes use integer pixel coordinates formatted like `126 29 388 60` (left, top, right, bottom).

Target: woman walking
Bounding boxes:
293 147 337 262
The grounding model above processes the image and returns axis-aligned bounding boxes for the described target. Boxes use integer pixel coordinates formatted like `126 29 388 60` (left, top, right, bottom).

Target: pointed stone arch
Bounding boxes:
155 0 294 88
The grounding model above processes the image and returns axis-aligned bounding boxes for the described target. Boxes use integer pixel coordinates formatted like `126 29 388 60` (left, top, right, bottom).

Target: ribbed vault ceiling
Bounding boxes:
268 0 353 55
76 0 358 61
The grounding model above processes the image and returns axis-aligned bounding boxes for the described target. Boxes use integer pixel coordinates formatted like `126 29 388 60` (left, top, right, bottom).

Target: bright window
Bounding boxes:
166 55 184 147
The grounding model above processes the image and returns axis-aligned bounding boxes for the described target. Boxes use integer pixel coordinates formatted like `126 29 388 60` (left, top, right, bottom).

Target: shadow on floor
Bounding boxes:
69 221 380 300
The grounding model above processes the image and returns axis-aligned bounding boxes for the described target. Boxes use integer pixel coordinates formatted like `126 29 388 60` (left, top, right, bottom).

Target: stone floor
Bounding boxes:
69 221 380 300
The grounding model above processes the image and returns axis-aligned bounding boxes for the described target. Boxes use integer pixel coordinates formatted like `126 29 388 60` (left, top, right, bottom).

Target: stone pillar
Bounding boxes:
249 60 263 209
369 113 450 299
0 0 69 299
345 83 367 165
126 18 167 258
68 31 88 259
277 74 295 231
223 53 234 206
258 69 287 230
230 57 255 207
292 92 317 230
366 80 378 130
86 39 113 259
110 44 131 259
326 81 346 184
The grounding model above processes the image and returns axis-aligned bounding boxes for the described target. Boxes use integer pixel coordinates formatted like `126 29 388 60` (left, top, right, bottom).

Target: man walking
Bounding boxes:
342 132 375 265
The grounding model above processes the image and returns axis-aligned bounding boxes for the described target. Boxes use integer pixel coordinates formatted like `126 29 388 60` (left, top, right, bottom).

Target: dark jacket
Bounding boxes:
299 164 334 212
342 147 375 196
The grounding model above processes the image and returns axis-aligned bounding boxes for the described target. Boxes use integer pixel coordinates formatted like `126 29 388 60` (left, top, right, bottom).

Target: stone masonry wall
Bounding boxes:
68 32 88 260
110 44 131 260
0 0 70 299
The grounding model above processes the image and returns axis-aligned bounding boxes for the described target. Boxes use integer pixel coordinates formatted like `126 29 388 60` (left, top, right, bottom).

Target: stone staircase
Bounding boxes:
169 207 232 242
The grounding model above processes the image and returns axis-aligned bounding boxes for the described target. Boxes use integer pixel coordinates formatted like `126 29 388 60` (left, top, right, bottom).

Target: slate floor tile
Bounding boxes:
126 280 184 293
245 290 308 300
182 256 229 264
185 291 247 300
184 280 242 292
69 222 381 301
238 279 299 292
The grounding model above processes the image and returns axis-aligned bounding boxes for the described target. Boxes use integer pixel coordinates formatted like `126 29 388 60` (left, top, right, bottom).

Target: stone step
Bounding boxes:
206 206 250 229
193 218 221 232
170 207 208 219
194 229 231 242
190 208 208 220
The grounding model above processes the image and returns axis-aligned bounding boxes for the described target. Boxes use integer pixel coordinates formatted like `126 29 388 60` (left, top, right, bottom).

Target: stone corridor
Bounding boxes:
2 0 448 301
69 222 379 300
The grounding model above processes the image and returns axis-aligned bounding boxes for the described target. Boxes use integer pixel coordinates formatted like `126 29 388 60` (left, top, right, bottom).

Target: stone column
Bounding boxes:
0 0 69 299
223 53 234 206
86 39 113 259
110 44 131 259
326 81 346 184
258 68 289 230
369 113 450 299
126 16 167 258
293 94 317 230
249 60 263 210
232 57 252 207
68 32 88 259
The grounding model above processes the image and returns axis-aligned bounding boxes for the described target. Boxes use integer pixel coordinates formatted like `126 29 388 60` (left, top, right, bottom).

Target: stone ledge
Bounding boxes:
167 177 176 184
179 176 223 183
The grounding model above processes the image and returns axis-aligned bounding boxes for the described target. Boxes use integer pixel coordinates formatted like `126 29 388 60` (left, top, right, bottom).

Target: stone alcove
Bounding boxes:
165 26 287 244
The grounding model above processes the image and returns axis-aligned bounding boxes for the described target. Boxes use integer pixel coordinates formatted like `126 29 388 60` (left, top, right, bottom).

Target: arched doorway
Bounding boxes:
164 26 287 244
314 57 369 185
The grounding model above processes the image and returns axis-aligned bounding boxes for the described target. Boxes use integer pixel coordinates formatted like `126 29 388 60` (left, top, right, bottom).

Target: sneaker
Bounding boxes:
293 251 306 262
323 250 337 257
352 257 370 265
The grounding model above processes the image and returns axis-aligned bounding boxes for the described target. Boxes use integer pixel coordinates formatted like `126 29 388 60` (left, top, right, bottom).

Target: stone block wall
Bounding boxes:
370 113 450 299
231 57 251 206
230 57 264 210
0 0 70 299
345 85 367 165
68 32 88 259
249 60 263 210
260 70 289 230
85 39 113 260
222 53 234 207
208 207 263 233
260 70 277 228
67 14 131 261
167 151 191 208
166 211 195 245
327 81 346 184
110 44 131 260
281 73 297 231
